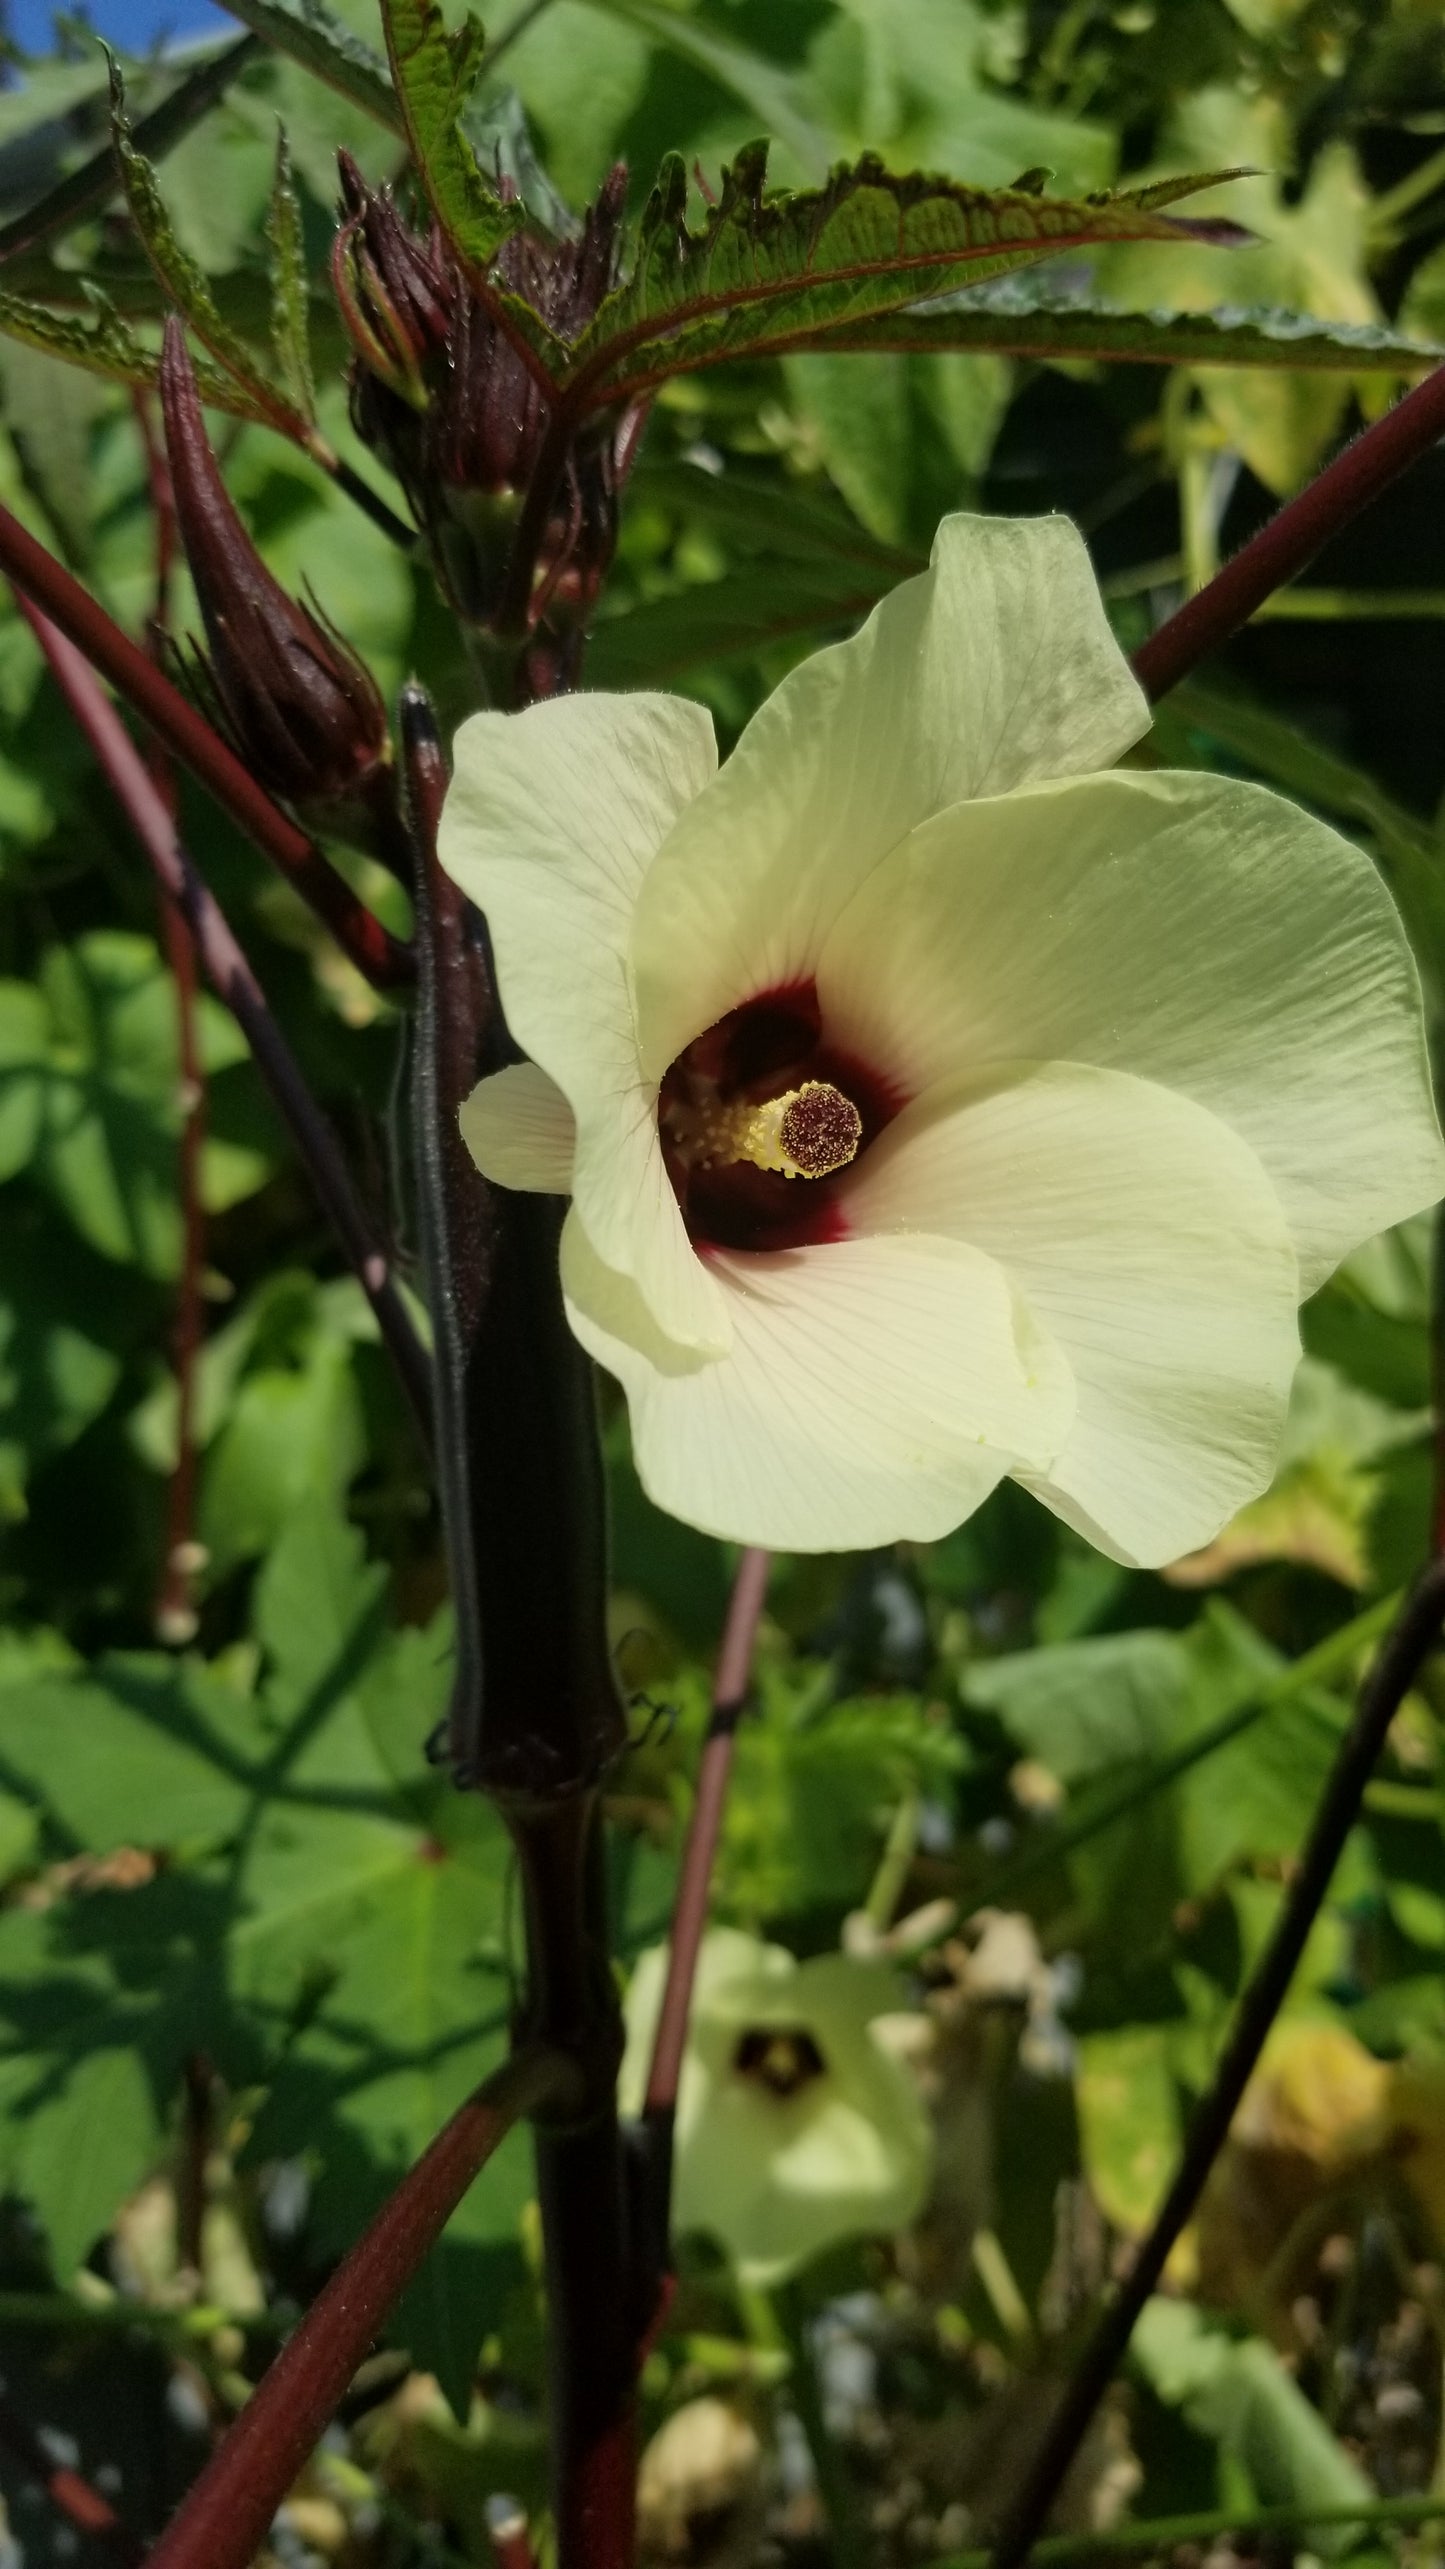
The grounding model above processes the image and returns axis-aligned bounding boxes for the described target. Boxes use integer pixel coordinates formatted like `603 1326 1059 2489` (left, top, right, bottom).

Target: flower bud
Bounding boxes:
333 160 633 632
159 319 391 827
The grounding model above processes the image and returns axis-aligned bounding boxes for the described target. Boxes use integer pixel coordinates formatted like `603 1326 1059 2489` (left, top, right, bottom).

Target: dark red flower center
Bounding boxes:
658 981 902 1254
733 2026 828 2099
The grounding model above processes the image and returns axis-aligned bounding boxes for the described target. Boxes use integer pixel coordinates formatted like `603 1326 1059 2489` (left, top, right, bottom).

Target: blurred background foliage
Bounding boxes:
4 0 1445 2561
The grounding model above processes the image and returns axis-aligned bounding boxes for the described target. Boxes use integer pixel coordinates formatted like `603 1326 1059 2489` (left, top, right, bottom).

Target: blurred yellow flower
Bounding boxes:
620 1928 932 2287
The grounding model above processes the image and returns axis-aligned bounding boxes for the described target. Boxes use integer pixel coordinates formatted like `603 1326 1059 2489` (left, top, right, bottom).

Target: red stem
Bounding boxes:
1132 360 1445 701
135 391 209 1649
486 2496 540 2569
145 2045 573 2569
17 597 433 1446
0 499 409 989
155 893 206 1645
642 1547 771 2122
0 2388 142 2564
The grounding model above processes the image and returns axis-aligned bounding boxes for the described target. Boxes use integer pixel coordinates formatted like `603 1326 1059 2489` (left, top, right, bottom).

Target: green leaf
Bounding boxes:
1134 2298 1371 2547
586 552 900 687
1075 2023 1183 2233
0 34 260 269
265 127 316 421
0 1658 256 1853
964 1628 1194 1783
0 283 265 415
0 1887 218 2277
628 459 920 572
0 978 47 1181
12 932 269 1278
716 1669 963 1927
803 277 1443 371
561 149 1251 407
108 57 311 441
210 0 402 132
379 0 526 276
0 1193 140 1522
0 1505 515 2376
588 0 833 179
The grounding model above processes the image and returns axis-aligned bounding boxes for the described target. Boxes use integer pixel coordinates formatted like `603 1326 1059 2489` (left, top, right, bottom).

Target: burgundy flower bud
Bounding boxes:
158 319 391 827
333 161 635 633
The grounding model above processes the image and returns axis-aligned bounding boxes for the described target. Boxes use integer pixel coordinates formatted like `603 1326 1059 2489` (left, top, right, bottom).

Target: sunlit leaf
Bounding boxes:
0 283 266 415
561 147 1251 407
109 57 312 441
265 128 316 421
379 0 526 276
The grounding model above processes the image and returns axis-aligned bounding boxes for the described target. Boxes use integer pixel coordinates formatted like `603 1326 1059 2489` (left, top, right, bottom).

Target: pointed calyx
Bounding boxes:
158 320 391 825
332 154 633 632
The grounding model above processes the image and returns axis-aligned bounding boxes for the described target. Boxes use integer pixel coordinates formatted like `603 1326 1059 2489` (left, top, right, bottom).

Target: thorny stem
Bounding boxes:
0 2388 143 2564
154 880 206 1643
988 1555 1445 2569
17 598 433 1446
134 390 208 1649
399 687 491 1769
643 1547 771 2126
145 2045 575 2569
0 499 409 988
1131 359 1445 701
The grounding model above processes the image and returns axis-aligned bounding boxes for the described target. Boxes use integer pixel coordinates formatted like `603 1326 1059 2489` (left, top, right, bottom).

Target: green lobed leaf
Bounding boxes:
0 977 46 1181
379 0 526 277
0 1658 258 1853
803 277 1445 370
0 1505 518 2378
0 35 260 270
212 0 402 132
560 147 1254 406
1135 2298 1371 2547
0 282 269 415
11 932 271 1278
108 57 312 440
264 127 316 421
0 1883 224 2278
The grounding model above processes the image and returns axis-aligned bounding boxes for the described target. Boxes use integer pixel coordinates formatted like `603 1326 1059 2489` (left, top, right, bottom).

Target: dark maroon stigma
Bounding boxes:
659 980 902 1255
733 2026 828 2099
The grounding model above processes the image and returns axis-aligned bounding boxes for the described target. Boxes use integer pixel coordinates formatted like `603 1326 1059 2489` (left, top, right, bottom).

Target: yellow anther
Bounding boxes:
726 1081 863 1179
664 1078 863 1180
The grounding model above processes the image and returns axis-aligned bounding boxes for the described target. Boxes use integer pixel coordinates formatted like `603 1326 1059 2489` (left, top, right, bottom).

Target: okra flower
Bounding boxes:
438 513 1443 1563
620 1930 931 2286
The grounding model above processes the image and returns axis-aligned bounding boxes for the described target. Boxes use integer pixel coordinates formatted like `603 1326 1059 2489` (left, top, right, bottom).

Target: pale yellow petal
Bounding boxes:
562 1211 1073 1553
629 513 1149 1083
438 690 727 1351
458 1062 575 1192
844 1061 1300 1568
821 768 1444 1292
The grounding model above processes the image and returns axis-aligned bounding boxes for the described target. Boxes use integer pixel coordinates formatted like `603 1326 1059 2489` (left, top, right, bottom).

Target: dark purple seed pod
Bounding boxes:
159 318 391 818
